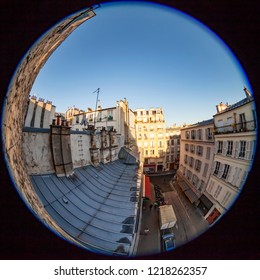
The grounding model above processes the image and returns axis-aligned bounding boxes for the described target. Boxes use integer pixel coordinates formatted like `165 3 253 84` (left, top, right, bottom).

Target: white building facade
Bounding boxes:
203 89 257 225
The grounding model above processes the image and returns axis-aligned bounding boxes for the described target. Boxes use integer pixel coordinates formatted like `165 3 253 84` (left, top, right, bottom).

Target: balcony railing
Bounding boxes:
214 120 257 135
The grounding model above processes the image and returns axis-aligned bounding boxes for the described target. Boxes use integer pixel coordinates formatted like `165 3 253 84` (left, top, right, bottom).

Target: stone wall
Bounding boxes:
2 7 96 245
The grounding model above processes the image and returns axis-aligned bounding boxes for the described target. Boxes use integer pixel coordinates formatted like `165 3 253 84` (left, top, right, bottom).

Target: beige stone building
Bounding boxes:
177 119 215 204
165 126 181 170
134 107 167 173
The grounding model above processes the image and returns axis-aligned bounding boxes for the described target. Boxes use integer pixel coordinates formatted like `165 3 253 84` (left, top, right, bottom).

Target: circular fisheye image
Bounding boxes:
2 1 257 257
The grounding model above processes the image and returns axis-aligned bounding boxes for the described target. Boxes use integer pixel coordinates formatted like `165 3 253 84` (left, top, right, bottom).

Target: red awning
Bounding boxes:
144 176 151 200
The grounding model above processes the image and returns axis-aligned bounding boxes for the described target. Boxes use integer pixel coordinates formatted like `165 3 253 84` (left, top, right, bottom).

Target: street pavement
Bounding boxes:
135 181 161 256
149 174 209 249
135 174 209 256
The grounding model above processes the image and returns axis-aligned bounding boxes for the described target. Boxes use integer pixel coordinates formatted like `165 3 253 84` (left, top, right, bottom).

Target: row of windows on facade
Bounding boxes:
166 155 179 163
143 149 165 157
138 141 165 148
212 161 248 189
206 180 234 208
180 164 233 208
216 140 255 160
185 143 211 157
183 155 206 174
185 127 213 140
180 166 206 193
138 133 165 139
75 111 114 124
136 109 163 116
137 125 165 131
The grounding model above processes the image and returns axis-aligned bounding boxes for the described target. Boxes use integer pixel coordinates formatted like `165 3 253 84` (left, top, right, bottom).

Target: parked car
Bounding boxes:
161 228 176 252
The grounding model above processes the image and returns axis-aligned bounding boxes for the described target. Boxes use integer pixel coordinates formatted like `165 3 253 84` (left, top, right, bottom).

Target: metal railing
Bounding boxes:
214 120 257 134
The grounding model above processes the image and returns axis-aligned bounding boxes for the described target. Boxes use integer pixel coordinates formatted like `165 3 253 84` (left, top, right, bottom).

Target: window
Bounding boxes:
158 150 164 157
214 161 220 175
150 141 154 147
171 139 174 145
203 163 209 178
150 133 155 139
190 144 195 153
239 113 246 129
206 147 211 159
158 140 163 148
191 130 196 139
213 185 222 199
144 142 148 147
227 141 233 156
185 144 189 152
184 155 188 164
189 157 194 167
171 155 174 162
107 110 113 120
221 191 232 207
150 150 154 155
171 147 174 153
166 156 169 162
222 164 230 179
217 141 223 154
186 170 192 180
195 159 202 172
197 145 203 156
158 133 163 139
198 180 205 192
239 141 246 158
192 174 199 187
206 128 213 140
197 129 202 140
185 131 190 139
207 180 215 194
145 150 148 156
143 133 148 139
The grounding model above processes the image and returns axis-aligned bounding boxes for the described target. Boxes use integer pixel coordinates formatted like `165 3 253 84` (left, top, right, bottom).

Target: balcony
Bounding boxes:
214 120 257 135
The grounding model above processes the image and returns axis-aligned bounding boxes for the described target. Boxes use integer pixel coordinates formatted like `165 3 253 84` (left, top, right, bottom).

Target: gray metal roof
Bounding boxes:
30 159 141 256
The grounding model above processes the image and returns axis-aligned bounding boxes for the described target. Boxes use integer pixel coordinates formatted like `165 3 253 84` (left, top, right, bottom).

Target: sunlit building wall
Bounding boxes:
165 126 181 170
69 98 136 150
203 88 257 225
134 107 167 173
177 120 215 205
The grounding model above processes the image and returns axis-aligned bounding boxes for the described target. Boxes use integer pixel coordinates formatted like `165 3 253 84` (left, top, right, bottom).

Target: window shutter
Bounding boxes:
214 142 218 154
240 171 249 188
234 141 239 158
226 166 232 183
218 163 224 178
223 141 228 155
245 141 254 160
211 161 216 174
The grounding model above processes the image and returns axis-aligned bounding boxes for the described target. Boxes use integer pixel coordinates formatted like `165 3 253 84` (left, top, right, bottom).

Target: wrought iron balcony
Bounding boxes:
214 120 257 135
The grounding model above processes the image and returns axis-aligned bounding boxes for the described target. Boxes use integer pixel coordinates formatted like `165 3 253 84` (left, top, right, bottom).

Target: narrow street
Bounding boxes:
149 174 209 248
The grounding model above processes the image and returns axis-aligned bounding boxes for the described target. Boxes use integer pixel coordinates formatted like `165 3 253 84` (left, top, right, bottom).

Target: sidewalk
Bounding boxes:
135 182 161 256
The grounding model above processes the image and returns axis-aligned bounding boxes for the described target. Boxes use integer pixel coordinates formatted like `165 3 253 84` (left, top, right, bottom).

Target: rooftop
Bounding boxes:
30 159 141 256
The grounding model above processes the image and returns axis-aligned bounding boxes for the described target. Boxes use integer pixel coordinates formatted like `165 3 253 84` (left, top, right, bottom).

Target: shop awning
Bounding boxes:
178 180 199 203
144 176 151 200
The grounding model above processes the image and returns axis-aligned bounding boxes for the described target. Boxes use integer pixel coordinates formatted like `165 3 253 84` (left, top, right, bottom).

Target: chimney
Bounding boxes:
244 86 252 99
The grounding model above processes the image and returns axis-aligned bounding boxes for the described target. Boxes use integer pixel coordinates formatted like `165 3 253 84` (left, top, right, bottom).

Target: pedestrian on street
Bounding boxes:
149 204 153 210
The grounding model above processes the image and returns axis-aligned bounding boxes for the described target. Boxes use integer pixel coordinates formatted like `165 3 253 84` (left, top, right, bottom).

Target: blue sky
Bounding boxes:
30 1 252 126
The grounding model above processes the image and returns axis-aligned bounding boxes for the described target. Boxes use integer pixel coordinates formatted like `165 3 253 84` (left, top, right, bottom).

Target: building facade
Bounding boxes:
68 98 136 151
165 126 181 170
203 88 257 225
134 107 167 173
177 119 215 205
